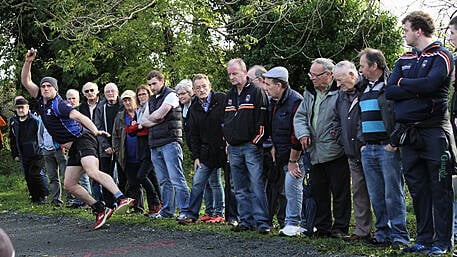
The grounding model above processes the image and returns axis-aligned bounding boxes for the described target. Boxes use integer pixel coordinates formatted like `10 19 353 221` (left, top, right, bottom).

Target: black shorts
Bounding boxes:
67 130 99 167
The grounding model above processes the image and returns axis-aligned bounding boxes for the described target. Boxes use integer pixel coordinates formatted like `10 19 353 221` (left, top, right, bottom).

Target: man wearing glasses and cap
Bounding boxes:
20 48 134 230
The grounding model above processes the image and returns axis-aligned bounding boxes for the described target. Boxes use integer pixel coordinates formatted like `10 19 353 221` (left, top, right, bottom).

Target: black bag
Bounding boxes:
301 152 316 236
390 124 424 149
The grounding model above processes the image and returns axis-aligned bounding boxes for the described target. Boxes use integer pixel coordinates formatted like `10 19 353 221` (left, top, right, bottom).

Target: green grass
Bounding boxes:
0 148 453 256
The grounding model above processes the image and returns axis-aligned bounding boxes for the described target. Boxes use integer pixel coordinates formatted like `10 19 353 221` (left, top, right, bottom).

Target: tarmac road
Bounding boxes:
0 211 336 257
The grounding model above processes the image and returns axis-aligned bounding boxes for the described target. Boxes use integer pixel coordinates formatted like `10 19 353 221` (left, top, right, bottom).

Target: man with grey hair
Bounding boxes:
332 60 373 242
80 82 102 120
223 58 270 234
247 65 267 90
94 82 125 209
64 89 92 208
294 58 351 238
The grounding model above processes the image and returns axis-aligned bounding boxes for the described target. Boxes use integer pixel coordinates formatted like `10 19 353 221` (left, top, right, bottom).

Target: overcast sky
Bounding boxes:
380 0 455 27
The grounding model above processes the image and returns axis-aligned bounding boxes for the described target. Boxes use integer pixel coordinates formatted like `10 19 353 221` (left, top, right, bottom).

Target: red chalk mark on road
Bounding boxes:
59 239 180 257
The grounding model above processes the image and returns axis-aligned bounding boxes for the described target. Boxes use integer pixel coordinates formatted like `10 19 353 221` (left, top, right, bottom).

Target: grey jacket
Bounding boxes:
294 83 345 165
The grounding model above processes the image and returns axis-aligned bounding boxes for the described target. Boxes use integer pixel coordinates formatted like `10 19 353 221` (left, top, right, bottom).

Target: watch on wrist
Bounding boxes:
288 159 298 164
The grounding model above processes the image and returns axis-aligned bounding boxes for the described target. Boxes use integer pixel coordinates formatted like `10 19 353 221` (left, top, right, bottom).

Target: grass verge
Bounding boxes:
0 149 441 257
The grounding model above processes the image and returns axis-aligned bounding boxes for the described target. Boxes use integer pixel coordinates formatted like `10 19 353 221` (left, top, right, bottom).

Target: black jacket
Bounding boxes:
79 96 104 120
189 91 227 169
223 80 268 146
333 88 363 160
9 113 42 160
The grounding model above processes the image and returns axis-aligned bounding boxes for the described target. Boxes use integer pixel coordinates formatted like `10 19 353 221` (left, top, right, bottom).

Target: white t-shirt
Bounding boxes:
160 92 179 108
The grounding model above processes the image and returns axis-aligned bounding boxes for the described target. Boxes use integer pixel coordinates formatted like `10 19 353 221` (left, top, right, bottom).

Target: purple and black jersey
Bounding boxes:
37 92 83 144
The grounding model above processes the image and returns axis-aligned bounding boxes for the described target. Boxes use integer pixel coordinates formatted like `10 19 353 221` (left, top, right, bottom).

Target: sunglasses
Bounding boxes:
84 89 95 93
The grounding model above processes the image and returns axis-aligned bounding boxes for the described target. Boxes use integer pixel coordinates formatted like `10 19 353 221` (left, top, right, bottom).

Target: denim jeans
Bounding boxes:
228 142 269 229
284 155 305 227
186 164 224 219
361 144 410 244
203 182 213 215
151 141 190 217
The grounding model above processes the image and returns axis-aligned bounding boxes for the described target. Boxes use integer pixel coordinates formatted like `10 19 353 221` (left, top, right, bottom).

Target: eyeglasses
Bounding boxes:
308 71 328 79
137 93 148 97
84 89 95 93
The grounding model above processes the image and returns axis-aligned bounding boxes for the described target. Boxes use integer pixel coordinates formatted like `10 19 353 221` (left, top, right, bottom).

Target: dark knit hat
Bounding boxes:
40 77 58 91
14 98 29 106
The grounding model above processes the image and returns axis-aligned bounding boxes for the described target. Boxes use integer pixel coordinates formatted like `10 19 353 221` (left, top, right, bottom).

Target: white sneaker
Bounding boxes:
298 227 308 234
279 225 302 237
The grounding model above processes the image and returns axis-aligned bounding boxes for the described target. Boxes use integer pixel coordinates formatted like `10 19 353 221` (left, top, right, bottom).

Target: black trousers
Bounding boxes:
310 155 351 234
22 158 48 202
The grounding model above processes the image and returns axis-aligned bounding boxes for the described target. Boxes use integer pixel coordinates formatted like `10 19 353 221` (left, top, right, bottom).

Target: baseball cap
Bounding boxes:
263 66 289 82
120 90 136 100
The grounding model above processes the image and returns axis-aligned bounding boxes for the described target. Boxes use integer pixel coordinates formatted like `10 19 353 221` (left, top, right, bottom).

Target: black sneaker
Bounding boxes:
231 224 251 232
258 226 271 235
391 241 408 250
363 237 391 247
177 216 196 225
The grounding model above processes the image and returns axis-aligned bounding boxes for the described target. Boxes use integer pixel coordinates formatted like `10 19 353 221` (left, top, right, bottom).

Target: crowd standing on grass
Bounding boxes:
2 9 457 256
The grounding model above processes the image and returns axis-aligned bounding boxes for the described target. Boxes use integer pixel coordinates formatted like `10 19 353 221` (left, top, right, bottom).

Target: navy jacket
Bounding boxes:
386 41 454 123
269 87 303 163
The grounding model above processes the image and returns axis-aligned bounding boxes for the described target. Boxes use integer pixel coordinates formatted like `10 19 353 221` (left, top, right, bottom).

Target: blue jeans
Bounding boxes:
203 182 213 215
284 155 305 226
228 142 269 229
186 164 224 219
361 144 410 244
151 141 190 217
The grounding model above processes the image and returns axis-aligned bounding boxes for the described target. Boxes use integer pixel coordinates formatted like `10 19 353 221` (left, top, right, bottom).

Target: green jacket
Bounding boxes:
293 83 344 165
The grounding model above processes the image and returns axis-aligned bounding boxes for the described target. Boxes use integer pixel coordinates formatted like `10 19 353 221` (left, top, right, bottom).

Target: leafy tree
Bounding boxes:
225 0 403 91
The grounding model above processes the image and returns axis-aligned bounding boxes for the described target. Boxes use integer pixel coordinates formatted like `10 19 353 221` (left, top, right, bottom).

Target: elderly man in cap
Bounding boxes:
263 67 305 236
20 48 134 229
9 96 48 204
113 90 160 213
